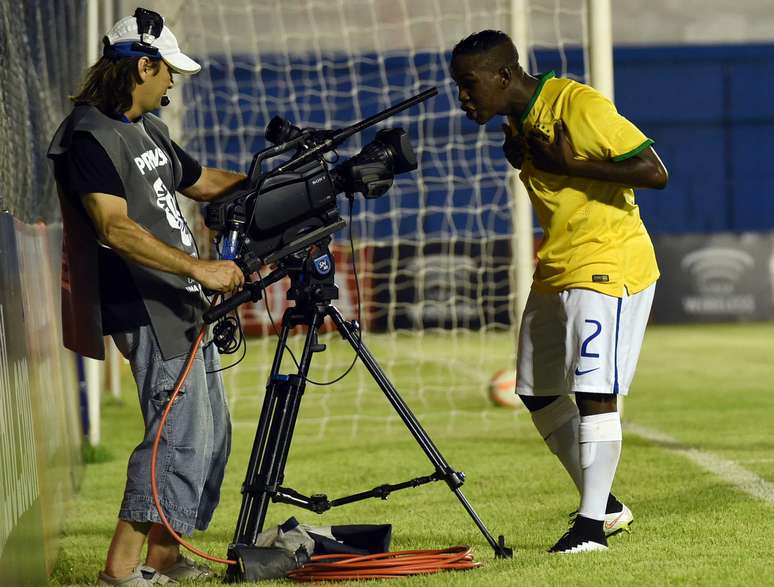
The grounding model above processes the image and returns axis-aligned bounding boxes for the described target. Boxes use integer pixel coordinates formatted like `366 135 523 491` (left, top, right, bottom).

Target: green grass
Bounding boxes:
49 323 774 586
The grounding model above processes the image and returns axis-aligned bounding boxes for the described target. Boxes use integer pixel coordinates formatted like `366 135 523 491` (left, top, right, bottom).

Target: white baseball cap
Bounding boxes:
104 13 200 75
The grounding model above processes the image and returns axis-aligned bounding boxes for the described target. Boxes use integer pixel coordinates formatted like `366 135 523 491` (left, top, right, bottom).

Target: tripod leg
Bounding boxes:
231 309 324 546
267 310 325 503
326 306 513 558
231 311 292 545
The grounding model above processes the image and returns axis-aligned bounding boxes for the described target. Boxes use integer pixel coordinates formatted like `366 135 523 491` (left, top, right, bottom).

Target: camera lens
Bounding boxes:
265 116 303 145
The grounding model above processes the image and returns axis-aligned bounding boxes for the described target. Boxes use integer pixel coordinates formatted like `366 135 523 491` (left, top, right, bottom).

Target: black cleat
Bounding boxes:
549 514 608 554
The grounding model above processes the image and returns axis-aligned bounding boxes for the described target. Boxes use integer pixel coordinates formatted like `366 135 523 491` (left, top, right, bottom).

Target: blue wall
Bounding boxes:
614 44 774 234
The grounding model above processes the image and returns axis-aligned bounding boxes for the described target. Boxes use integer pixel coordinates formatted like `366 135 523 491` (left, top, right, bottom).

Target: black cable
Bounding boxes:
296 197 363 386
206 313 248 374
259 200 364 387
204 292 248 374
348 196 364 346
322 147 340 164
258 269 288 342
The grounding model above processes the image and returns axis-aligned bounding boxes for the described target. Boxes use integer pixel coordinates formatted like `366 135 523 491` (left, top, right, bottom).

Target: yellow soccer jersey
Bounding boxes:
508 71 659 297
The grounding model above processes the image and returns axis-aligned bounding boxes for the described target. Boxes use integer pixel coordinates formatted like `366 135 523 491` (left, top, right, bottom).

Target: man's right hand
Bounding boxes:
191 259 245 293
502 123 527 170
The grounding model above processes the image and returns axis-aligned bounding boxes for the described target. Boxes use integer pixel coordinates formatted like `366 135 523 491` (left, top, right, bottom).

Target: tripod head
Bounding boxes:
283 240 339 307
203 237 340 328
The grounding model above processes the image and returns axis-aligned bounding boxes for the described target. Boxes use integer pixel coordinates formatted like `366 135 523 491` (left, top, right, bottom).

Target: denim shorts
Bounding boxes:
112 324 232 536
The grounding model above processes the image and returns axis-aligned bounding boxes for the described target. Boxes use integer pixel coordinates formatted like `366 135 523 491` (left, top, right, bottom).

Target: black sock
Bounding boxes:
573 514 606 542
606 493 623 514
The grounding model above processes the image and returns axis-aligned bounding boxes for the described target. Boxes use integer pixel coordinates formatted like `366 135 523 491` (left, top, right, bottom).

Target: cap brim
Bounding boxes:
162 52 201 75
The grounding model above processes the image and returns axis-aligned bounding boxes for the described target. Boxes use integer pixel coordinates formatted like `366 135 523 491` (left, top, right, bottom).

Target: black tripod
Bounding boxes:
216 243 512 579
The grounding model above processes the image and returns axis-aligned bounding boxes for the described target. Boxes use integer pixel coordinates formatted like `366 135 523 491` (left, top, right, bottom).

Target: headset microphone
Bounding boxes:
161 96 170 107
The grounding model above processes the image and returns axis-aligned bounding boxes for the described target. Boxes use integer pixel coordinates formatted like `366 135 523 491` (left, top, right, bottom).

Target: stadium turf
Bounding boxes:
50 322 774 585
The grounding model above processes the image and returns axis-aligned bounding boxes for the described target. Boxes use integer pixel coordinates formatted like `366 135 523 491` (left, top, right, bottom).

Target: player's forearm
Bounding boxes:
184 167 247 202
100 215 199 278
567 155 668 189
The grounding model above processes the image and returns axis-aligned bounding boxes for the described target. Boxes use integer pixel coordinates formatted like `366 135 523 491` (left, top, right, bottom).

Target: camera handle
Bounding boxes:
203 265 289 324
225 254 512 581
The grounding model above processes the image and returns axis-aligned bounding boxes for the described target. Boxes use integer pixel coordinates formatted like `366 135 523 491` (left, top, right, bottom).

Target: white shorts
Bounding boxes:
516 284 655 397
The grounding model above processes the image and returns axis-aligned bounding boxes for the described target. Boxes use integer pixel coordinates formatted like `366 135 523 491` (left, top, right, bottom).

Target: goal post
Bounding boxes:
509 0 534 341
587 0 614 102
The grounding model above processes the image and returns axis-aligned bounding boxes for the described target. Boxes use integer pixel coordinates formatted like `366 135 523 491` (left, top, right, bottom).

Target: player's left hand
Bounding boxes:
527 120 575 175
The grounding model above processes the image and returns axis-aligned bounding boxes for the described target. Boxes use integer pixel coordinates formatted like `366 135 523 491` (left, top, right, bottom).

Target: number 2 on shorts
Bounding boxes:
581 319 602 358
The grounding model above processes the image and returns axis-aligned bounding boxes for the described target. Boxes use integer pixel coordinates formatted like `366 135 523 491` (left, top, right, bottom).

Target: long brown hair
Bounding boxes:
71 56 160 114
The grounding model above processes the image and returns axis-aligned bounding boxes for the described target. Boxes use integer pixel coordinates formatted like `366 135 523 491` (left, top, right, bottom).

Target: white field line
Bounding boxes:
626 422 774 506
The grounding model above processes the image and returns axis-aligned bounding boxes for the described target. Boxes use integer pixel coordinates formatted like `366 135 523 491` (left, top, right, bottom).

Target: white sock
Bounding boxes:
530 396 582 492
578 412 622 521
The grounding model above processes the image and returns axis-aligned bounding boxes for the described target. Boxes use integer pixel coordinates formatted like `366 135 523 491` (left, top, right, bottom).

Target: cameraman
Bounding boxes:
48 9 244 585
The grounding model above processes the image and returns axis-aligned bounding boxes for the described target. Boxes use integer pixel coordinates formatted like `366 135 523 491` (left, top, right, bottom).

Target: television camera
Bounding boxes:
204 88 434 273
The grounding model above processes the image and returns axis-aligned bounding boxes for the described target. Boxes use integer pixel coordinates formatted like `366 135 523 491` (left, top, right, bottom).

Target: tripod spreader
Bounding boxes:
271 469 461 514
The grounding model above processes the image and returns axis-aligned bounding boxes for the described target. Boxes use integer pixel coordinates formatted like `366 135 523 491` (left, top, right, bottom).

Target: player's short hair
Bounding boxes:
71 56 161 115
451 30 519 70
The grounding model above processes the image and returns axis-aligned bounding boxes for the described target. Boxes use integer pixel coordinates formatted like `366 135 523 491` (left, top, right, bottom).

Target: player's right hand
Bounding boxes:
502 124 527 170
192 259 245 293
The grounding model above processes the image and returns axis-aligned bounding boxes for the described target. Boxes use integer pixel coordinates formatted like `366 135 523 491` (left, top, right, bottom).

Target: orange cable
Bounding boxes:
150 323 237 566
287 546 480 582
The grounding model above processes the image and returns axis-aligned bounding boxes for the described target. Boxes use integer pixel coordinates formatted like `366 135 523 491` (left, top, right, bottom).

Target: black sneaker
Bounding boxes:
549 514 608 554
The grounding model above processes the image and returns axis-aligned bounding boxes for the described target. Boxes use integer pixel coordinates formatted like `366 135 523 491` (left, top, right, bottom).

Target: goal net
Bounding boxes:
149 0 590 439
0 0 87 224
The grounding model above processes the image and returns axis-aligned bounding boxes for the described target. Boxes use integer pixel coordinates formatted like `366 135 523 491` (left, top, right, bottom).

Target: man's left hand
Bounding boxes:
527 120 575 175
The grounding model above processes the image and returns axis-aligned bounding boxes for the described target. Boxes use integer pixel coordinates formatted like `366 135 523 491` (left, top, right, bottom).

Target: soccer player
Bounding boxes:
48 8 245 585
450 30 668 553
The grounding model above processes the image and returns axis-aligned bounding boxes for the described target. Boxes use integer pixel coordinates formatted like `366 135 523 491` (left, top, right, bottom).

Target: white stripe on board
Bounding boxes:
626 422 774 505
